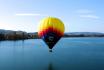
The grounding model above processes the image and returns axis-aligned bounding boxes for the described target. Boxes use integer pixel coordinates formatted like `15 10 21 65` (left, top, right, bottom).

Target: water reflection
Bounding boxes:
48 63 53 70
48 62 53 70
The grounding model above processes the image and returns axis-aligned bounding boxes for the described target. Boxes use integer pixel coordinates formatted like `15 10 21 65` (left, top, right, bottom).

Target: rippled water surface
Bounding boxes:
0 38 104 70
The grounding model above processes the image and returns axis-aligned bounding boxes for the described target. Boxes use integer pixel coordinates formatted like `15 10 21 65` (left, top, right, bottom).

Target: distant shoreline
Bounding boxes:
0 29 104 40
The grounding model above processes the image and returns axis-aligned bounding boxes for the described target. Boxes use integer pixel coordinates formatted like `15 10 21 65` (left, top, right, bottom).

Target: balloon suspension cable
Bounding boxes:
49 49 52 52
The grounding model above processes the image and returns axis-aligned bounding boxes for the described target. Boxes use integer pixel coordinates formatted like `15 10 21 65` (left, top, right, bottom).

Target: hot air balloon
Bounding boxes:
38 17 65 52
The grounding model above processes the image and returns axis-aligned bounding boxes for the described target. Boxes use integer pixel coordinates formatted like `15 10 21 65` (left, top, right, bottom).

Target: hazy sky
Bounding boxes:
0 0 104 32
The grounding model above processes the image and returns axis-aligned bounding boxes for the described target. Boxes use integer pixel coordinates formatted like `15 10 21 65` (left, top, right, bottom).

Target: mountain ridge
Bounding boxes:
0 29 104 40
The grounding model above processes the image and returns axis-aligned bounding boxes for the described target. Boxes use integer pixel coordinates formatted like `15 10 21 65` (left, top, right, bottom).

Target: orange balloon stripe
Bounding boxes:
38 27 64 38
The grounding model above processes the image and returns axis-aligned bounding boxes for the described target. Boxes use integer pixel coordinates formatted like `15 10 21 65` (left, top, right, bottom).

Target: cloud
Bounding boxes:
0 23 16 30
15 13 46 16
77 9 100 19
79 15 99 19
77 9 92 13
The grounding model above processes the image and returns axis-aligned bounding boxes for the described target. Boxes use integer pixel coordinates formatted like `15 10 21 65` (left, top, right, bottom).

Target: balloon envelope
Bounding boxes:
38 17 65 49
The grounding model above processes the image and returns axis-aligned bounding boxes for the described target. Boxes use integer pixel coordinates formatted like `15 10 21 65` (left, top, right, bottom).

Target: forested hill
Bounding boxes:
0 29 38 40
0 29 104 40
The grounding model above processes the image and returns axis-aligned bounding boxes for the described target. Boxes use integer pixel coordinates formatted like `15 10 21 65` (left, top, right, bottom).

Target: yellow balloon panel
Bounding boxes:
38 17 65 37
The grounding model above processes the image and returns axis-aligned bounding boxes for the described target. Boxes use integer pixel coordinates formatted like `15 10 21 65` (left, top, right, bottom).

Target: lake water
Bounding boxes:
0 38 104 70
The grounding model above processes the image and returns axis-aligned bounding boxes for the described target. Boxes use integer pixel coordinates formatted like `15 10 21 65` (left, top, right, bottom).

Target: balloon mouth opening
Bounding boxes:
49 49 52 52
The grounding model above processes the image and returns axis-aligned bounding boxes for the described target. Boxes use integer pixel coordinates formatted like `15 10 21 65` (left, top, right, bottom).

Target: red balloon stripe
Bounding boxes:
38 27 64 38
